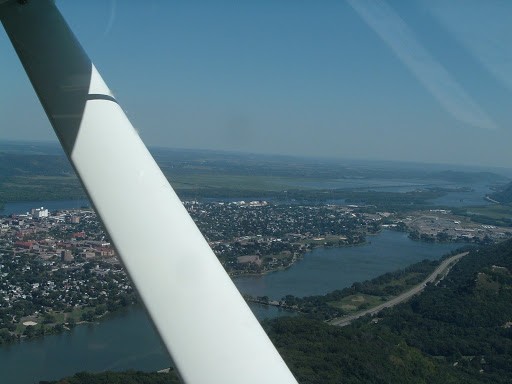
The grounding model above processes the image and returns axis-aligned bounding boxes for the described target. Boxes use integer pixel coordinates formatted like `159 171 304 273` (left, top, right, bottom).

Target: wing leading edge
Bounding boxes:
0 1 297 383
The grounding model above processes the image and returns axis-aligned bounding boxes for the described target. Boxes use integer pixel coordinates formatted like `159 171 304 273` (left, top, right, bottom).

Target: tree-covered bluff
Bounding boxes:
489 181 512 204
264 238 512 383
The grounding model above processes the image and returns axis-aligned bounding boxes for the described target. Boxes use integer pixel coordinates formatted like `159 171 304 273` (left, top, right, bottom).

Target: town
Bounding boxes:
1 200 511 344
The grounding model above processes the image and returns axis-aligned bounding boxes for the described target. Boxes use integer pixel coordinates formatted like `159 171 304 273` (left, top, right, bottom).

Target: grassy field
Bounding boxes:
0 175 85 202
166 173 312 192
0 172 310 202
328 294 386 313
453 204 512 227
465 204 512 220
325 270 431 314
383 272 424 288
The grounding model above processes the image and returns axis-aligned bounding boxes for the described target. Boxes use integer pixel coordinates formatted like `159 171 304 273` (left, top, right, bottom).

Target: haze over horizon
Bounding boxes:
1 0 511 168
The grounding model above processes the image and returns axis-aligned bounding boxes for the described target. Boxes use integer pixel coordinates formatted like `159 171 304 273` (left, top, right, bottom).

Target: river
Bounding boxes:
281 178 494 207
0 230 464 384
1 199 91 216
234 230 464 299
0 176 495 218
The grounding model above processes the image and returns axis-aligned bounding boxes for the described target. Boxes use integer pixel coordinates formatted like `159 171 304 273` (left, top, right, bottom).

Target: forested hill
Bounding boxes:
490 181 512 204
42 370 180 384
264 239 512 383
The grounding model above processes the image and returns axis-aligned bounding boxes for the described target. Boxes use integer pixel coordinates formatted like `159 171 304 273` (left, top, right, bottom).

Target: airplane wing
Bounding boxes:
0 1 297 383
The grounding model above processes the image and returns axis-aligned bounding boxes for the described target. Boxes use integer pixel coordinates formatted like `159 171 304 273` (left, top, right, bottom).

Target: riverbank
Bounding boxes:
242 250 469 322
3 238 351 345
234 230 466 300
0 235 366 347
2 294 138 346
228 234 368 277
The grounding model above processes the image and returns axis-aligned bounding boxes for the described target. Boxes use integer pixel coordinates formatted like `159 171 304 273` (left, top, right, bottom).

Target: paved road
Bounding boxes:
329 252 469 327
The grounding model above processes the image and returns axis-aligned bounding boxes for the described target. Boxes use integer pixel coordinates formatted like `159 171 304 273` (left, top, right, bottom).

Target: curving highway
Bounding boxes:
329 252 469 327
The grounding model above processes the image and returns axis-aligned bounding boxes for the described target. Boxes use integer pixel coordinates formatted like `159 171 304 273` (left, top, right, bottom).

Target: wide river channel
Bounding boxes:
0 227 464 384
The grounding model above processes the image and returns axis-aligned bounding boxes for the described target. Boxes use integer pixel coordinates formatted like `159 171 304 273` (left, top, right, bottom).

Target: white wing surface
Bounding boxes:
0 1 297 383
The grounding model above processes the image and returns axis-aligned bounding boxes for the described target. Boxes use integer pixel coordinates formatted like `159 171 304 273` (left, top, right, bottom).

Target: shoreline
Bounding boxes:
2 305 137 347
0 239 367 347
1 231 465 347
228 235 368 277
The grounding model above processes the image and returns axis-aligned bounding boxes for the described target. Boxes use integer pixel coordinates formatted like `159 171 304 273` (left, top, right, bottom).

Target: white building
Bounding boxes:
32 207 49 218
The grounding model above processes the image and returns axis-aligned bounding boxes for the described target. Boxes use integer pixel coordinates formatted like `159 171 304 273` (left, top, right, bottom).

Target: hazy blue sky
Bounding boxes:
1 0 511 167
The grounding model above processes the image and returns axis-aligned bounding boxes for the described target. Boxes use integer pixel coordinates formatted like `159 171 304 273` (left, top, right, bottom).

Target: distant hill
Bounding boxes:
427 170 508 183
1 140 509 182
489 181 512 204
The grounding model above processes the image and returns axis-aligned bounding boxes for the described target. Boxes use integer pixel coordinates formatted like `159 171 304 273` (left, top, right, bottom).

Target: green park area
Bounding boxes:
456 204 512 226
